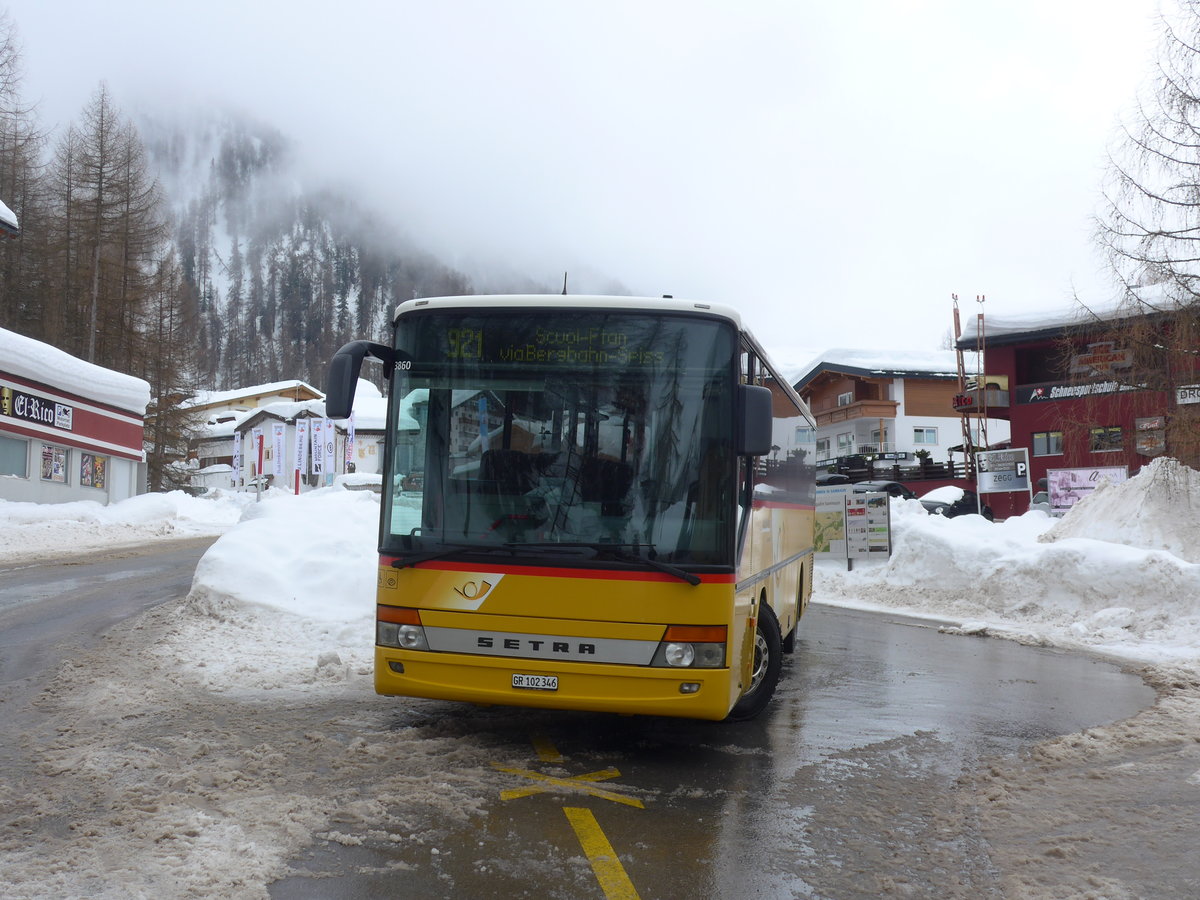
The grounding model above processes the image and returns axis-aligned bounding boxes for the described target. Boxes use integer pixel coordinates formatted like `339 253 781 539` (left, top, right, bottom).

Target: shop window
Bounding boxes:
913 427 938 444
40 444 69 483
1032 431 1064 456
1 435 28 477
1090 426 1123 453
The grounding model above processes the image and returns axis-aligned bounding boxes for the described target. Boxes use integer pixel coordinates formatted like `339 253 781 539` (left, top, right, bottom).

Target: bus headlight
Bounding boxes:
377 606 429 650
397 625 428 650
664 642 695 667
650 625 726 668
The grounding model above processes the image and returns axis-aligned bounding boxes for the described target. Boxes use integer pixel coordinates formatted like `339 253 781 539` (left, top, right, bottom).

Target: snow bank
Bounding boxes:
0 490 253 563
817 459 1200 664
174 484 379 699
192 486 377 622
1039 456 1200 562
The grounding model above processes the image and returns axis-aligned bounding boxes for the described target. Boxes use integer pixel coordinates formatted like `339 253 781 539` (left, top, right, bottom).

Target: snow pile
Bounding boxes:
177 485 379 697
816 460 1200 664
1039 456 1200 562
191 486 377 622
0 490 253 563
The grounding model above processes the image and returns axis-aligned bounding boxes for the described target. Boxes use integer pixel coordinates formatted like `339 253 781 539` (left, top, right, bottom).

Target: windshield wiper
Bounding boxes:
513 541 701 586
389 542 518 569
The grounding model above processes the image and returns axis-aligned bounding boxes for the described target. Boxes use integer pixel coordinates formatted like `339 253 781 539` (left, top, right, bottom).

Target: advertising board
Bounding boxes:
975 448 1031 494
1046 466 1129 514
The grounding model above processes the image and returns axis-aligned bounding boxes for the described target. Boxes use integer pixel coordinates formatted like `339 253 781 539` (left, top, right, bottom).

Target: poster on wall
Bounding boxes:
1046 466 1129 515
1135 416 1166 456
294 419 309 477
322 418 336 475
231 432 242 486
79 453 107 489
40 444 67 483
250 427 264 478
271 423 287 477
311 420 325 475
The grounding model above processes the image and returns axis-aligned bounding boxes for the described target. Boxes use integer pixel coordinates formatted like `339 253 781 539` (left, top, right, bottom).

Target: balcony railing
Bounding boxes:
816 441 899 462
855 442 899 455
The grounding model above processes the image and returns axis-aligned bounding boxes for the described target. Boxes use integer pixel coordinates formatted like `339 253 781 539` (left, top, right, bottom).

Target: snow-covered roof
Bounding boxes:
0 198 18 237
792 348 966 389
197 380 397 439
956 289 1174 349
0 327 151 415
183 379 323 411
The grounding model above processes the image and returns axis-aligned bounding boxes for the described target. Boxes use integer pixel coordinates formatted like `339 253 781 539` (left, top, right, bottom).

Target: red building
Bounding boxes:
956 306 1199 518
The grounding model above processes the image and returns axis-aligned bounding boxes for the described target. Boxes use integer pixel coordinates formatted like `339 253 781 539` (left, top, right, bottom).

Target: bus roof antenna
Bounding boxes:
562 272 568 295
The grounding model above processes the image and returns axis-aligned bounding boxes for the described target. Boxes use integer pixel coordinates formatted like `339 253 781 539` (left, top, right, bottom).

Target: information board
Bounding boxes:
845 492 892 558
816 485 891 560
976 448 1031 494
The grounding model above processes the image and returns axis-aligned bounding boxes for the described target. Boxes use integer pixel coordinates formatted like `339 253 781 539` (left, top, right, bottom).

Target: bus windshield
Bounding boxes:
382 310 737 567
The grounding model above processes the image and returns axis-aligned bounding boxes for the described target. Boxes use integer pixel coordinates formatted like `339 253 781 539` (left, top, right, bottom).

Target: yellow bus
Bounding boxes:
326 296 816 720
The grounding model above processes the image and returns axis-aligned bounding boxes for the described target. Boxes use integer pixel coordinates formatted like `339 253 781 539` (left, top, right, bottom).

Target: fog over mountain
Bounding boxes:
136 108 587 391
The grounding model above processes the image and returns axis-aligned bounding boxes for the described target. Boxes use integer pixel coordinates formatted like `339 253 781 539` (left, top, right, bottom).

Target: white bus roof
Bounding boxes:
395 294 745 328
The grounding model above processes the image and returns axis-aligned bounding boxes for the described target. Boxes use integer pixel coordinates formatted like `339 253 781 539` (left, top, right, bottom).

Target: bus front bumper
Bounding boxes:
375 647 736 721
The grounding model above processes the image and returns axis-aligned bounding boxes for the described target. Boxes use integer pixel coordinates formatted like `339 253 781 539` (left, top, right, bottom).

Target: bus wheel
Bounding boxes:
727 604 782 721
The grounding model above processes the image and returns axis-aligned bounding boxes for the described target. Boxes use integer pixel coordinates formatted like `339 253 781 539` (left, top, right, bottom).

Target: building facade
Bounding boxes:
793 348 1010 478
956 306 1200 516
186 380 390 493
1 328 149 505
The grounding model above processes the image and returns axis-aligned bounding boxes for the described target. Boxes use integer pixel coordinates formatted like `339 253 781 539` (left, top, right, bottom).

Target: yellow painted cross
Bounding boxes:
494 735 644 900
492 763 645 808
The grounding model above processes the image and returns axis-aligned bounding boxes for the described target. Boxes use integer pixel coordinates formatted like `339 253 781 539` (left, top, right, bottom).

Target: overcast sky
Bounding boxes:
3 0 1166 370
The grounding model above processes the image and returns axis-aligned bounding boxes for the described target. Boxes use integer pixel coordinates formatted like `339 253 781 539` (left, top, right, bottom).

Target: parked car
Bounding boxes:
851 480 917 500
1030 490 1064 517
816 472 851 485
919 485 994 521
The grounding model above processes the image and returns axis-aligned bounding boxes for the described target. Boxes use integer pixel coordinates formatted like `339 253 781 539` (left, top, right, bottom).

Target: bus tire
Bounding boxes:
727 603 783 721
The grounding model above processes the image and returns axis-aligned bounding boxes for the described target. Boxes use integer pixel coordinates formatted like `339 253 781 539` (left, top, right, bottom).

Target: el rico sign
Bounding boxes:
1 386 74 431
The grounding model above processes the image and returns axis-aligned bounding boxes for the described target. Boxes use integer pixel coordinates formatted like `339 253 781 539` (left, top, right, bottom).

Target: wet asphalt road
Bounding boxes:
0 537 217 720
271 603 1155 899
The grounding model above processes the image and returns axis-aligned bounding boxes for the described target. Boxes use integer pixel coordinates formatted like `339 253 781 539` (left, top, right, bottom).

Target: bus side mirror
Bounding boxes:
326 341 406 418
737 384 773 456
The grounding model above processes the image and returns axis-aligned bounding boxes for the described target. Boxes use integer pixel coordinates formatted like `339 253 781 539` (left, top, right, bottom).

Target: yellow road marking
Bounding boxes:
564 807 641 900
532 732 563 762
492 764 644 808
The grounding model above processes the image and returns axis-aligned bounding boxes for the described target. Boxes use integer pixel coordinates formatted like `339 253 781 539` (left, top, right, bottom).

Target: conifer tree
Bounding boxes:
141 250 202 491
0 13 49 338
